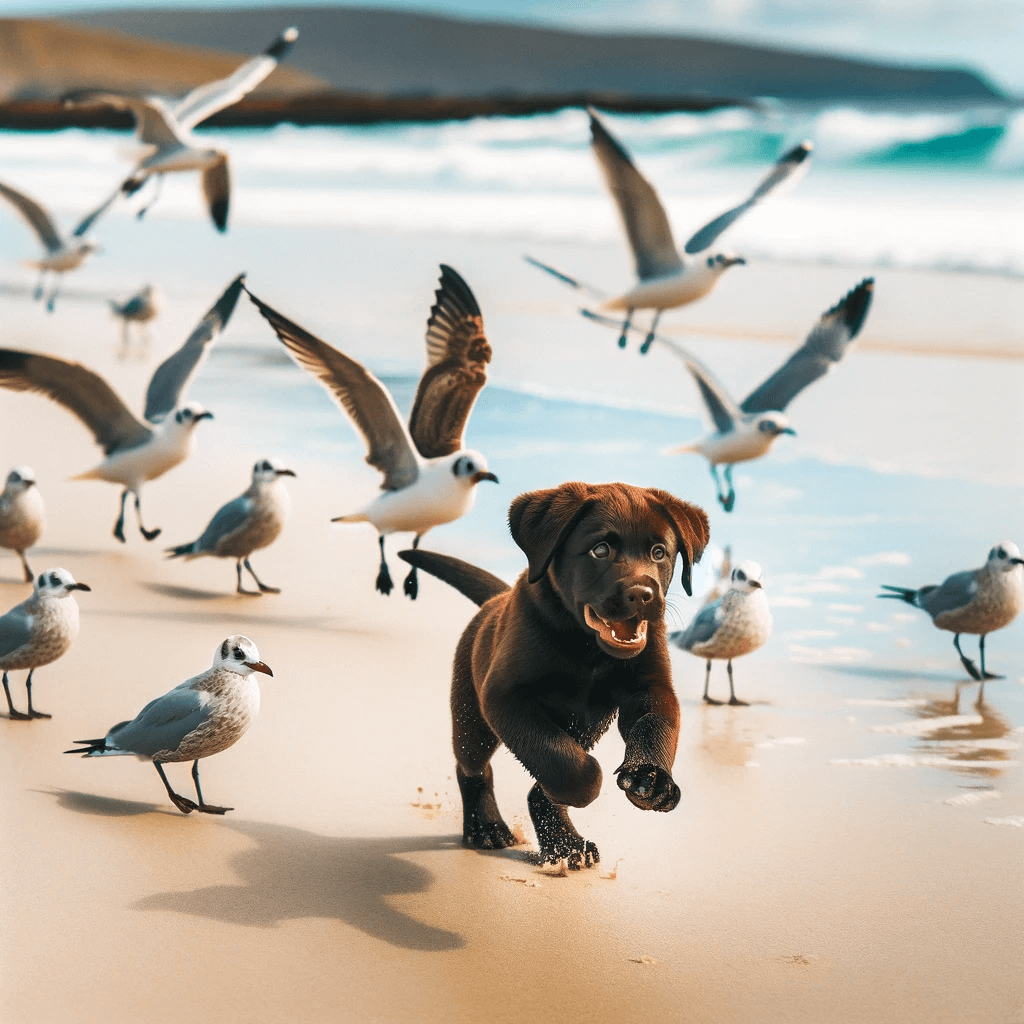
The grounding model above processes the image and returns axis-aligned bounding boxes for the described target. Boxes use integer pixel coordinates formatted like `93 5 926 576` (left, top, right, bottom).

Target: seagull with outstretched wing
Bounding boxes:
0 275 244 542
64 27 298 233
527 108 812 353
246 264 498 600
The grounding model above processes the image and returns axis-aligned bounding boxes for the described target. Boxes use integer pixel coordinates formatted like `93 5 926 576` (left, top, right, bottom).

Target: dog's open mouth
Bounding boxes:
584 605 649 654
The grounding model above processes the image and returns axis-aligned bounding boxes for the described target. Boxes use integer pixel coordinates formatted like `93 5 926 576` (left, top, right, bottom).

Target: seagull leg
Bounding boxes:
727 660 748 706
639 310 662 355
375 535 394 596
3 671 31 720
118 320 130 361
46 275 62 313
721 465 736 513
33 269 46 301
154 761 198 814
979 634 1001 681
25 669 50 719
236 559 260 597
702 660 722 705
133 492 161 541
192 759 232 814
113 490 129 543
617 308 634 349
245 558 280 594
403 534 421 600
953 633 982 681
136 174 164 220
18 549 33 583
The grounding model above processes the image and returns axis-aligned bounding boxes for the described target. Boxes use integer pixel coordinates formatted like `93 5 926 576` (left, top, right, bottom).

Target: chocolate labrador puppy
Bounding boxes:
400 480 709 869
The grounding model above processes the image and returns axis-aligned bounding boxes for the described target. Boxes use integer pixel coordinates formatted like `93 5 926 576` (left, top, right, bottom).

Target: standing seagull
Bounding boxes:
0 467 45 583
65 28 299 233
671 560 771 706
111 284 160 358
246 265 498 599
527 109 812 353
663 278 873 511
65 635 271 814
0 274 244 542
1 568 90 720
166 458 296 595
0 181 112 311
879 542 1024 694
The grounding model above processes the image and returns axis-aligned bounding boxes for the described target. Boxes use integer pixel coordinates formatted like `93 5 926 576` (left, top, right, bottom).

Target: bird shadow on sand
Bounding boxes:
45 788 467 951
143 582 238 602
827 664 966 684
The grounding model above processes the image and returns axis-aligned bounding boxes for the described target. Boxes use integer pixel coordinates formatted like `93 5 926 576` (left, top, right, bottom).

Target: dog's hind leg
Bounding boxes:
527 784 599 870
456 764 516 850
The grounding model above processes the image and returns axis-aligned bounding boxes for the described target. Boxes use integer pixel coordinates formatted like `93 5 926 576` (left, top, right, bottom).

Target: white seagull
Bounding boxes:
166 457 296 595
671 559 772 706
0 467 45 583
65 635 272 815
879 542 1024 694
527 108 812 353
0 274 244 542
65 27 299 233
660 278 874 511
0 181 113 311
246 264 498 599
1 568 90 720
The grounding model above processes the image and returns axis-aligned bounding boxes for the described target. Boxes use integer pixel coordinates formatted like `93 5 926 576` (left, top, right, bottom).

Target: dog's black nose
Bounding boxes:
624 584 654 609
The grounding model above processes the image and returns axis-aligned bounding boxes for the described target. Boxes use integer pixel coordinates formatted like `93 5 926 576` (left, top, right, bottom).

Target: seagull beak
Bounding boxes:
276 469 297 477
779 427 796 436
69 582 91 592
473 471 499 484
1011 558 1024 566
196 411 214 421
749 580 762 589
247 661 273 677
728 256 747 267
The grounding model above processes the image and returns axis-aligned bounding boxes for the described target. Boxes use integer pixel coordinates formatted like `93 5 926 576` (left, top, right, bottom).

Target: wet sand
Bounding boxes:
1 242 1023 1023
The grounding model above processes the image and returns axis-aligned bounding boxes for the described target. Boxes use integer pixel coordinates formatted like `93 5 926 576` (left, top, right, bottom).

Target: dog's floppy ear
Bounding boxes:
509 482 597 584
647 489 710 597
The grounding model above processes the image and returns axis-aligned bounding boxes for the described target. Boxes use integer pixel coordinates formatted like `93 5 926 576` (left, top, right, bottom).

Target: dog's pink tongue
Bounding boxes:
610 618 644 643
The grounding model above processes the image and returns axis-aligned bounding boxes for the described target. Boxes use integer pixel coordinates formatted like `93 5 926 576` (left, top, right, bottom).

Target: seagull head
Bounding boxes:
213 635 273 677
173 401 215 429
705 251 746 272
5 466 36 493
34 568 90 597
755 413 796 439
452 451 499 487
987 541 1024 572
252 457 296 485
730 560 764 594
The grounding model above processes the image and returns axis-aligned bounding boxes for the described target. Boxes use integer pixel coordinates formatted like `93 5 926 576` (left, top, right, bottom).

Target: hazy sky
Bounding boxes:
9 0 1022 93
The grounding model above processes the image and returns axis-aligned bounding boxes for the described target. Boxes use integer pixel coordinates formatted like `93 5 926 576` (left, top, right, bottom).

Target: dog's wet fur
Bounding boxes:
400 481 709 869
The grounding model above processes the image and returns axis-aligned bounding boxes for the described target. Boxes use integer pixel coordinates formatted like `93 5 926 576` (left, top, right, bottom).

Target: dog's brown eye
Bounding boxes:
651 544 667 561
591 542 611 559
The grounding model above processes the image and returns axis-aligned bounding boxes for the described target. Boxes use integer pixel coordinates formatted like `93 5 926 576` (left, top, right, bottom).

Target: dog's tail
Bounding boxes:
399 549 509 607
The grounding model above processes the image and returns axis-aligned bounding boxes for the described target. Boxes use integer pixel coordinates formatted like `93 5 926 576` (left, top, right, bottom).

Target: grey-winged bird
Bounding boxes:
527 109 812 353
1 568 90 720
64 28 299 233
0 467 44 583
166 458 295 595
662 278 873 511
110 284 159 357
671 560 772 706
879 541 1024 696
0 274 243 542
65 635 272 815
246 264 498 600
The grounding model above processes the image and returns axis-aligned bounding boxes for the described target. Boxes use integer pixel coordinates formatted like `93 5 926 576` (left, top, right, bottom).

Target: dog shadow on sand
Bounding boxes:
47 788 492 951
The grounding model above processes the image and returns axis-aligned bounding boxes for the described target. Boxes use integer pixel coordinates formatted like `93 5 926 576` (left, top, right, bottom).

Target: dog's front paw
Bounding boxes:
616 764 680 812
464 818 518 850
537 834 600 871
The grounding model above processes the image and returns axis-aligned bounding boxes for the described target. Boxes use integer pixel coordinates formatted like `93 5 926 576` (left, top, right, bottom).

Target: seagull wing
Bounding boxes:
408 265 491 459
0 349 152 455
0 603 33 660
671 600 723 651
0 182 64 253
741 278 873 414
589 109 683 281
918 571 980 619
201 155 230 233
684 141 813 255
62 90 186 148
246 289 421 491
194 494 254 553
172 27 300 130
655 334 740 434
105 681 209 757
71 185 122 238
143 274 245 423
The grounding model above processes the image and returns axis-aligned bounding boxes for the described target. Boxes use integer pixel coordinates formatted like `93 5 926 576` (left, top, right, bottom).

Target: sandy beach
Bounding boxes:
1 192 1023 1024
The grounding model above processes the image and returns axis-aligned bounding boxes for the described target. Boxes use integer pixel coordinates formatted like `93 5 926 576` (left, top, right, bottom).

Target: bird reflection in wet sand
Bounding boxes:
911 688 1015 779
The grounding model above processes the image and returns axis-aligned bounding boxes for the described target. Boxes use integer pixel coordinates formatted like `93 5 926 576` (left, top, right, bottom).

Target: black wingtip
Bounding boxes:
264 26 299 60
210 196 229 233
210 273 246 328
782 140 814 164
64 738 107 755
436 264 481 319
832 278 874 339
587 109 636 168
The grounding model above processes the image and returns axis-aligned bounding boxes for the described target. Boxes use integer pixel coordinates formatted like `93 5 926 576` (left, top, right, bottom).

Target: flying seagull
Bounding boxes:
1 568 90 721
166 458 296 595
0 181 114 312
879 542 1024 697
0 467 45 583
527 109 812 353
64 27 299 233
653 278 873 511
246 264 498 599
66 635 272 815
0 274 244 542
